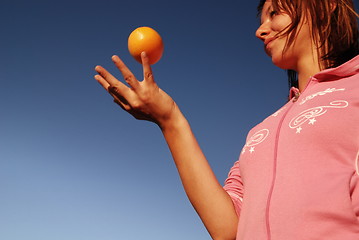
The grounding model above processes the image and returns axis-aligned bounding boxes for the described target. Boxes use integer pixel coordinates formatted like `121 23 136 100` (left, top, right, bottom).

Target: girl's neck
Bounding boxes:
296 52 323 92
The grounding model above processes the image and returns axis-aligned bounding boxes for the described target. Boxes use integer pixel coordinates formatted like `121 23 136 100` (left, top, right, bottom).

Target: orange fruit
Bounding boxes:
128 26 164 65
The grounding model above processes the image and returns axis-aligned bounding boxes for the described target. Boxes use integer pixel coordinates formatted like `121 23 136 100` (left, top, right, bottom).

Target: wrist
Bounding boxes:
158 105 188 133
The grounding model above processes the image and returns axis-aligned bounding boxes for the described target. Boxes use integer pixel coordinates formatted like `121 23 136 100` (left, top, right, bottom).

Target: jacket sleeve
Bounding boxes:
223 160 244 217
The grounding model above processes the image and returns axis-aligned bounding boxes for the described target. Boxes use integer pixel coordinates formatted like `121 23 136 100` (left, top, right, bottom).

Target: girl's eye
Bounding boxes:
270 10 277 17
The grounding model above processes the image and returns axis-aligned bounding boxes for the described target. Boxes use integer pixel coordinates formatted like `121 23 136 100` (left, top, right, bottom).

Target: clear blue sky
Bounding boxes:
1 0 291 239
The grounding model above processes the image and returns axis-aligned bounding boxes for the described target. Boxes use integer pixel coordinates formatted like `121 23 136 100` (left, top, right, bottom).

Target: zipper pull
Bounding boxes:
289 87 300 102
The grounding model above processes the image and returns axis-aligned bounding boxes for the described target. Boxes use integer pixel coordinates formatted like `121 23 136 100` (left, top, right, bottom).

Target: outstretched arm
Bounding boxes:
94 52 238 240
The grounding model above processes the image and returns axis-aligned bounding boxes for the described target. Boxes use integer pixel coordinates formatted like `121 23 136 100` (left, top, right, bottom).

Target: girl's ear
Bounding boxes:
329 0 338 14
319 0 337 20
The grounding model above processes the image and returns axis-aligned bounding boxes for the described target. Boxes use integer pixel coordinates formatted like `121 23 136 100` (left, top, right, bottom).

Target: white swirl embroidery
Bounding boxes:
242 129 269 154
272 107 286 117
299 88 345 105
289 100 349 133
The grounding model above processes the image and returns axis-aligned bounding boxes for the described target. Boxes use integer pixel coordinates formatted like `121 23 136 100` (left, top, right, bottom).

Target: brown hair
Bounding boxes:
257 0 359 88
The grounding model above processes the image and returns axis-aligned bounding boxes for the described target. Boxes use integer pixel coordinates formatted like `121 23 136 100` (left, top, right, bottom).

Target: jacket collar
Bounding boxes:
314 55 359 82
289 55 359 99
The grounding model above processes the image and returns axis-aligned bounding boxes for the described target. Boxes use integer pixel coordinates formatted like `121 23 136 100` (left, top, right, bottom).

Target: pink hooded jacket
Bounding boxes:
224 55 359 240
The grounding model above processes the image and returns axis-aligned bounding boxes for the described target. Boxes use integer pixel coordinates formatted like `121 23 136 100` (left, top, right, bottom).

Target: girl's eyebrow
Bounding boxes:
260 5 272 24
265 5 273 15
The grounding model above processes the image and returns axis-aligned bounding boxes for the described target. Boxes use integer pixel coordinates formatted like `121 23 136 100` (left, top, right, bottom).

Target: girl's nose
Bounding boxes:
255 24 270 41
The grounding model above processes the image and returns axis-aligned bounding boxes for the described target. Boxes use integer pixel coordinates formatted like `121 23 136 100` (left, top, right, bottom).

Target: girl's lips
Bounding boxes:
264 37 275 48
264 37 276 55
264 38 275 56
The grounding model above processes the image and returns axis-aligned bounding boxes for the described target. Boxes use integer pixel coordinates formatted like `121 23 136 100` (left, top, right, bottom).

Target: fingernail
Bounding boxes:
112 55 119 61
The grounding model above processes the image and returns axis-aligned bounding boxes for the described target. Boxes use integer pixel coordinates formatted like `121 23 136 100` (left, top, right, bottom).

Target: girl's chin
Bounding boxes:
271 55 293 70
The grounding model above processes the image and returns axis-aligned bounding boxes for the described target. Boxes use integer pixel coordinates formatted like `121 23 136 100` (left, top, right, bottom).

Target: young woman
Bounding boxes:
94 0 359 239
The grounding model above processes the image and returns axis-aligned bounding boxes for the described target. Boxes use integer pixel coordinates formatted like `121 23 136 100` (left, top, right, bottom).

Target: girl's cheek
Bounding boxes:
272 15 291 32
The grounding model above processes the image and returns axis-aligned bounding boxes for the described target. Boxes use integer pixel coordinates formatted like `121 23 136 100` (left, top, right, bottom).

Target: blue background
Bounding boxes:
1 0 304 239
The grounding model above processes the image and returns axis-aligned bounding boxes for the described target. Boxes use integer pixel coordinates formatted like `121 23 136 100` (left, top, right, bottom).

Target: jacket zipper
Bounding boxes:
265 97 297 240
265 77 315 239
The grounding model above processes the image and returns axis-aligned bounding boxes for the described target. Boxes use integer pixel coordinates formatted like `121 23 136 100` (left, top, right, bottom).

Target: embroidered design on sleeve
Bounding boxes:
299 88 345 105
289 100 349 133
242 129 270 154
272 107 287 117
228 192 244 202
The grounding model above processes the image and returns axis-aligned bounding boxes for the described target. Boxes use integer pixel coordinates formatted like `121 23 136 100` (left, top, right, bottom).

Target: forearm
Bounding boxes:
160 108 238 240
95 56 238 239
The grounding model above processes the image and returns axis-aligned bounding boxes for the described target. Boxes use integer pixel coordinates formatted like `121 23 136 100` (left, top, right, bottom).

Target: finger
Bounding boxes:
108 86 130 106
95 74 130 106
112 55 140 90
95 65 132 99
113 98 131 111
95 65 129 90
141 52 155 84
94 74 110 91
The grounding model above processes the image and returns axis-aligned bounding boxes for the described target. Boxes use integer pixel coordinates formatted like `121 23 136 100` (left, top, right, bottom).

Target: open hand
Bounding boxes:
94 52 178 128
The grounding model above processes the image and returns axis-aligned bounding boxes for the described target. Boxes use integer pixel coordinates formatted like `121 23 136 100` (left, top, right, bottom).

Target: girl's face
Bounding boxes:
256 0 317 71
